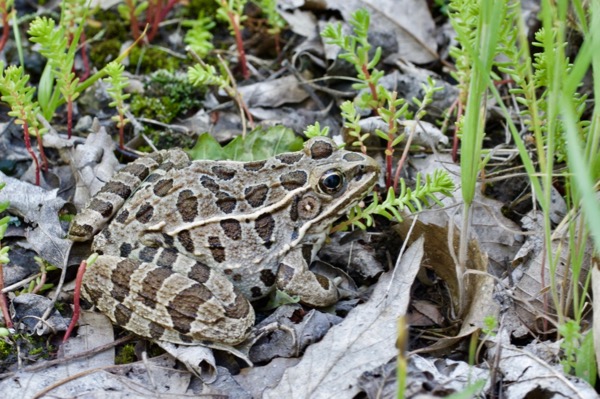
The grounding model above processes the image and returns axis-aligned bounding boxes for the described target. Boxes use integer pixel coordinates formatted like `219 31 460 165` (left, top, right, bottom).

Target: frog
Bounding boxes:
68 137 379 345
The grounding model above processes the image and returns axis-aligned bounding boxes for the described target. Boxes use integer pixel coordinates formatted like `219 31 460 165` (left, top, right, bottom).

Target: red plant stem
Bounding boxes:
146 0 160 42
146 0 179 43
23 123 41 186
35 129 48 172
159 0 179 21
67 99 73 139
79 31 90 81
0 8 9 53
361 64 379 115
229 10 249 79
0 263 13 329
63 259 87 342
125 0 141 40
451 100 463 163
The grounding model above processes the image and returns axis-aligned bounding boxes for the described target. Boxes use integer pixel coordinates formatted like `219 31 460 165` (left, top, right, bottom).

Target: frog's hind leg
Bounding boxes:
69 149 190 242
276 247 339 307
83 251 255 346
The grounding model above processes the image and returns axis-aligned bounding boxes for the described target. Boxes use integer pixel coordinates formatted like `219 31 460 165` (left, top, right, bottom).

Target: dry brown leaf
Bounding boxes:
512 210 594 332
323 0 438 64
487 342 597 398
0 171 70 268
395 215 497 353
69 124 120 210
263 237 423 399
237 75 310 109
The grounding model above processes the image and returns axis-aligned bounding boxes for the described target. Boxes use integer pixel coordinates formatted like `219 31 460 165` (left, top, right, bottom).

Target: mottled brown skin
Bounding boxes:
69 137 380 345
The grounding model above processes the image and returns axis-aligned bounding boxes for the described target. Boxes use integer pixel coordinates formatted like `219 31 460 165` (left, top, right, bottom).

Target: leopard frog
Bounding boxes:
69 137 379 345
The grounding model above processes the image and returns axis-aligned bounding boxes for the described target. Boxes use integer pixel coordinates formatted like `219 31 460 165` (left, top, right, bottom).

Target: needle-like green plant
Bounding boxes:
28 16 81 138
304 122 329 139
118 0 145 40
103 61 131 149
183 13 215 57
335 168 455 233
61 0 90 80
216 0 249 79
188 51 253 135
321 8 384 112
0 0 13 53
0 64 48 186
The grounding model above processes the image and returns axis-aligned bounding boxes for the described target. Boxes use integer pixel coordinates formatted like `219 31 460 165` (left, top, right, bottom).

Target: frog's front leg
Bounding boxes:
275 247 338 307
69 149 190 242
82 251 255 345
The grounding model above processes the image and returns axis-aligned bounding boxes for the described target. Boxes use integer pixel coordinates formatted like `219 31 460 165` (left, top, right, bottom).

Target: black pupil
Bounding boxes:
323 173 341 189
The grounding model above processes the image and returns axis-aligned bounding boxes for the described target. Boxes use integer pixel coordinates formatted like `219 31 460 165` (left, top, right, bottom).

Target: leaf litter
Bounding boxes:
0 0 597 397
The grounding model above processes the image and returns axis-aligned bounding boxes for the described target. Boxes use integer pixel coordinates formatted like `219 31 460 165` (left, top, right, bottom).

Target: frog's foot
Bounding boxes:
82 254 255 346
276 249 339 307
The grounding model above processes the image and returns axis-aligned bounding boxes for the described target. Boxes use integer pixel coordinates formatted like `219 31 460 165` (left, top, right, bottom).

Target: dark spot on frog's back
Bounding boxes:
216 192 237 214
276 152 303 164
280 171 308 191
139 267 174 308
200 175 220 193
145 173 161 183
188 262 211 283
289 195 299 221
100 181 132 200
260 269 276 287
89 198 114 218
244 184 269 207
168 284 213 334
208 236 226 263
162 233 174 247
157 248 178 267
153 178 174 197
220 219 242 240
343 152 366 162
251 286 262 298
149 322 166 339
224 294 251 319
255 213 275 243
111 259 142 301
243 160 267 171
135 203 154 224
85 284 103 304
119 242 133 257
114 303 132 326
310 140 334 159
122 163 150 181
211 165 236 181
69 222 93 240
177 190 198 222
139 246 158 262
115 209 129 224
178 230 195 253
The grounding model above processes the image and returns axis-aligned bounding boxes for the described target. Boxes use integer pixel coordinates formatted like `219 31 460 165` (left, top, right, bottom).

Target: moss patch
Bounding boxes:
130 70 205 124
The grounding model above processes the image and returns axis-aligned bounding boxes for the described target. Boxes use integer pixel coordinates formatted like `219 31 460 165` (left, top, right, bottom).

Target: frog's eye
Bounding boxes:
319 169 345 194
